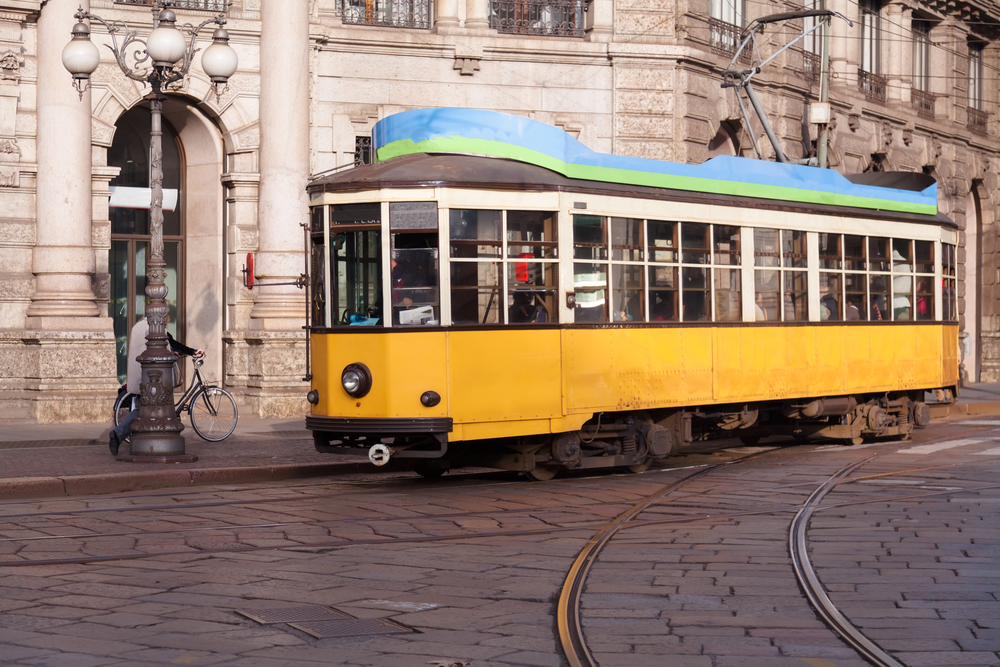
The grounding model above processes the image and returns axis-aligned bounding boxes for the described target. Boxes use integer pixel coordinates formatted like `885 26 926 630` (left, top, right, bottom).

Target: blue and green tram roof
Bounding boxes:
309 108 952 228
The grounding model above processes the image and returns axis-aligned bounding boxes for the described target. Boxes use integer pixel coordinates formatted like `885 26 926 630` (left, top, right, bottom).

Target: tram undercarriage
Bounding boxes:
310 390 946 480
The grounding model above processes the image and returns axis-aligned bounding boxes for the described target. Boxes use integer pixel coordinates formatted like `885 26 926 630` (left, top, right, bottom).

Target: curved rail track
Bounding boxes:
556 444 1000 667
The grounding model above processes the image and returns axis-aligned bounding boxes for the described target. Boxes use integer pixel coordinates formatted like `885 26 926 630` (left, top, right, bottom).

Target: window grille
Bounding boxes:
968 107 988 136
858 69 887 103
114 0 227 10
337 0 432 29
710 18 751 63
803 51 820 84
354 137 373 167
488 0 586 37
911 89 934 119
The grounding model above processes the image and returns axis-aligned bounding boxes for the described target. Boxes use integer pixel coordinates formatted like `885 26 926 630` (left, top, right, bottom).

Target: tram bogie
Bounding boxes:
303 108 959 480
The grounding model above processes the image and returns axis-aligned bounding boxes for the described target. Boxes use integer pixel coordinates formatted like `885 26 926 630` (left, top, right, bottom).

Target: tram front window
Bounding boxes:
331 203 382 326
333 230 382 325
391 232 439 326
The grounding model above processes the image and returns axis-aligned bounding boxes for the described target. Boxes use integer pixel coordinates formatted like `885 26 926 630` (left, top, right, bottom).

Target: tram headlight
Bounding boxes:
341 363 372 398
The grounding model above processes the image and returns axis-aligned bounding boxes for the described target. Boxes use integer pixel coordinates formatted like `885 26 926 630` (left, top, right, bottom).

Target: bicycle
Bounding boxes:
114 353 239 442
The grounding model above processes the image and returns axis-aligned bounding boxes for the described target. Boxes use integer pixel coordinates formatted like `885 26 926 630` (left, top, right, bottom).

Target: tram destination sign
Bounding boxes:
390 202 438 230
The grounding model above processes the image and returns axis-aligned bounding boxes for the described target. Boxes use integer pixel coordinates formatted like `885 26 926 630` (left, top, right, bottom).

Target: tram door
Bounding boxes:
107 106 184 384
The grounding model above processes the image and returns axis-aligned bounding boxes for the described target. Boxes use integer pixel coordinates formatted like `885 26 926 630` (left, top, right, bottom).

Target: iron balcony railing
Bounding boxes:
911 89 934 119
803 51 820 85
337 0 432 29
709 18 751 64
489 0 586 37
968 107 988 136
113 0 227 10
858 69 887 103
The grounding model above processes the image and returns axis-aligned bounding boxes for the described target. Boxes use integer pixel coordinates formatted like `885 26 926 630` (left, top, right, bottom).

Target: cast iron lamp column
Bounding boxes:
62 3 238 462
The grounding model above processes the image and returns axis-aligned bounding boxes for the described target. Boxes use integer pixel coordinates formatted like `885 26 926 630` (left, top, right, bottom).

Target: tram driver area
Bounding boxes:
303 108 958 481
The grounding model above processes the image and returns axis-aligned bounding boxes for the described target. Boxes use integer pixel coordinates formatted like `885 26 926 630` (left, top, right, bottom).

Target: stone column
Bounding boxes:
436 0 461 30
827 0 852 88
252 0 310 331
465 0 490 30
27 0 105 329
246 0 310 416
586 0 613 42
885 3 903 103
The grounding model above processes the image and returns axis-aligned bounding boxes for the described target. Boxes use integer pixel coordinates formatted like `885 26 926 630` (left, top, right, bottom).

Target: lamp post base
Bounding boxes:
123 431 197 463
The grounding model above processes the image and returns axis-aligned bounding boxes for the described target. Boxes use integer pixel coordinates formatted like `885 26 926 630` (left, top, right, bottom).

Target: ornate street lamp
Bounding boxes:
63 3 238 462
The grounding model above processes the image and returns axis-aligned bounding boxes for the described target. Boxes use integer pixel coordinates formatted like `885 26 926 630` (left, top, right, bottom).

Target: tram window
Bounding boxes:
612 264 643 321
713 226 740 265
681 223 710 264
682 266 709 321
819 273 841 320
914 240 934 274
783 230 807 269
844 235 866 271
507 262 557 324
869 237 891 271
869 274 889 321
332 230 382 326
310 237 326 327
943 243 957 320
784 270 808 321
714 268 741 321
451 262 500 325
915 276 934 321
450 209 501 258
573 215 606 260
509 211 557 259
391 232 439 326
819 234 842 270
573 261 607 322
647 220 678 262
754 229 779 267
611 218 643 261
649 266 678 321
754 271 778 321
892 240 913 321
844 273 867 320
449 209 501 325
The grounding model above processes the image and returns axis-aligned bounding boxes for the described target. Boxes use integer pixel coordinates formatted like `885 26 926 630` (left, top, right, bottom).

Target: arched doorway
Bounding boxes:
106 101 227 386
107 106 185 383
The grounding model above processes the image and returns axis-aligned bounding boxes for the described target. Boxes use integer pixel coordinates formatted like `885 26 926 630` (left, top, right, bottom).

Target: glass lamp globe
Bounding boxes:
62 21 100 79
146 10 187 67
201 28 238 83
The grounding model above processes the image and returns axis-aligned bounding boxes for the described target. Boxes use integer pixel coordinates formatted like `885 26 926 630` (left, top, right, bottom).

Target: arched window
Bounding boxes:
107 106 185 383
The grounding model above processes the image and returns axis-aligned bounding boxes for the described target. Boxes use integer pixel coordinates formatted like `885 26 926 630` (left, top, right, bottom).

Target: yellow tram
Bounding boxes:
304 109 959 479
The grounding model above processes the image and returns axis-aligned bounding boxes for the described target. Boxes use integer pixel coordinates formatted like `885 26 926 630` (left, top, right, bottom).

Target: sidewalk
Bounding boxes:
0 410 373 500
2 383 1000 500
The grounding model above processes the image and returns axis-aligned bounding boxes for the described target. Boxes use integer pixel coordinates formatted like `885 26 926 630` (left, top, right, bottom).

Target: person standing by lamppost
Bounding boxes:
61 3 238 462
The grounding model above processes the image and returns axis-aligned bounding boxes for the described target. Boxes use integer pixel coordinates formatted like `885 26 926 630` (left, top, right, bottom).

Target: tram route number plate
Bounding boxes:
390 201 438 230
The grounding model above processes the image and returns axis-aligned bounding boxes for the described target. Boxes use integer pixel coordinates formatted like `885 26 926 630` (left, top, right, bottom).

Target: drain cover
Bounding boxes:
235 605 352 625
290 617 413 639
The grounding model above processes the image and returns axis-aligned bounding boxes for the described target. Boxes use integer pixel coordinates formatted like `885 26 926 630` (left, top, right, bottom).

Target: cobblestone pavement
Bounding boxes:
0 417 997 666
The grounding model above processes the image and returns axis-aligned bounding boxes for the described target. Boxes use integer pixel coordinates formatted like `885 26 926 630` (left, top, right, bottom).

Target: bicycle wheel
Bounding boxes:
113 391 137 442
189 386 238 442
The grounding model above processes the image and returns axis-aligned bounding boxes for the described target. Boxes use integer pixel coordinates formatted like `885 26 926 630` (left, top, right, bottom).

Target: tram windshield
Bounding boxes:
331 203 382 326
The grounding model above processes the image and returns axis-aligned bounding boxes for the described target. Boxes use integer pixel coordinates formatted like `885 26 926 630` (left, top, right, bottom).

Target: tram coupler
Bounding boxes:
369 444 394 466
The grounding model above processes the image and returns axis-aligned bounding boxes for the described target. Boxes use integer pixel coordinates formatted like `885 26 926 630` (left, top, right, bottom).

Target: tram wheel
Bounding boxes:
415 466 447 479
845 436 864 446
740 436 761 446
523 464 558 482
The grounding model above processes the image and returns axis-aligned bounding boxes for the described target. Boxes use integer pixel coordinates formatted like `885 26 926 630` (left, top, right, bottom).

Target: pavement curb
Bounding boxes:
930 400 1000 420
0 460 380 500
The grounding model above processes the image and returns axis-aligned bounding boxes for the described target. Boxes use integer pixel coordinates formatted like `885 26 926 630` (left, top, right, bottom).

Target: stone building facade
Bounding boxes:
0 0 996 422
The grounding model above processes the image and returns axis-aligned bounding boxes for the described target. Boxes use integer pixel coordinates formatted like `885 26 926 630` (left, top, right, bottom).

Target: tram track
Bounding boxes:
556 443 1000 667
